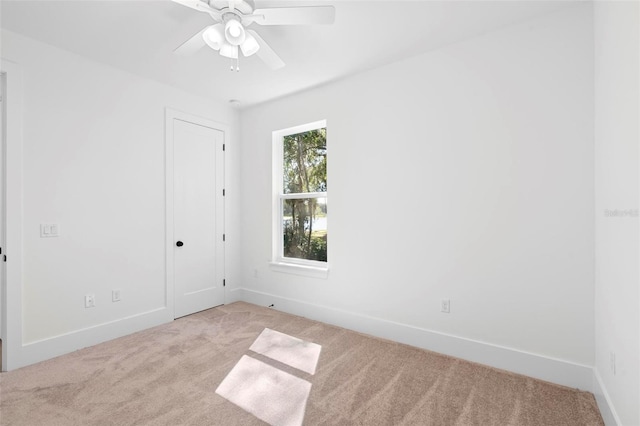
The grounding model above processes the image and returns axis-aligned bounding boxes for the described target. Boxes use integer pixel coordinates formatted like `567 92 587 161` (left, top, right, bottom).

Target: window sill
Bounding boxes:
269 261 329 279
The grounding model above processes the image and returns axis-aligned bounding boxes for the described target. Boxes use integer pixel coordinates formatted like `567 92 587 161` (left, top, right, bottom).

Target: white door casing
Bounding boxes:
0 72 5 342
1 59 24 372
166 109 225 319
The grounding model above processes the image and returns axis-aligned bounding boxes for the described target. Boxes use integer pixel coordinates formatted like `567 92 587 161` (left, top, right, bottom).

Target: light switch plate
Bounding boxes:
40 223 60 237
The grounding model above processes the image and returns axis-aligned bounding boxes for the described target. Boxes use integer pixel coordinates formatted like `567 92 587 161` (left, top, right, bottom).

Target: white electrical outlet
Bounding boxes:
112 289 121 302
85 294 95 308
441 299 450 313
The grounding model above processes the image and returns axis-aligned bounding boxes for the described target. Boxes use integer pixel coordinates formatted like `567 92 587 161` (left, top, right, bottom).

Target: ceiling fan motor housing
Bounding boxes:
209 0 255 15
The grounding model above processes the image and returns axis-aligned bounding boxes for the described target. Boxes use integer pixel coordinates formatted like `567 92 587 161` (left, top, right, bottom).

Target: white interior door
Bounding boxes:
173 118 225 318
0 74 4 337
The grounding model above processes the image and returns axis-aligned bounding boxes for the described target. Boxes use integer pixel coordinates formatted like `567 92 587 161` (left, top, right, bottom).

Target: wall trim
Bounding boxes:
0 58 24 372
236 287 594 392
593 368 622 426
226 287 244 304
15 307 172 370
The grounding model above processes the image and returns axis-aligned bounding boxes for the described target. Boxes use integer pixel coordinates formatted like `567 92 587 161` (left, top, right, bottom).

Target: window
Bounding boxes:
272 120 327 275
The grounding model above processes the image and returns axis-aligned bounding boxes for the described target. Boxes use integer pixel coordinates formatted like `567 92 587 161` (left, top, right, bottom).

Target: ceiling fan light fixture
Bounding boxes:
240 32 260 57
220 42 239 59
173 0 338 70
202 24 225 50
224 17 246 46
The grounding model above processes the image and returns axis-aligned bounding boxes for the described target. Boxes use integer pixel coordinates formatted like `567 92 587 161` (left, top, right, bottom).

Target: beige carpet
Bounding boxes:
0 302 603 425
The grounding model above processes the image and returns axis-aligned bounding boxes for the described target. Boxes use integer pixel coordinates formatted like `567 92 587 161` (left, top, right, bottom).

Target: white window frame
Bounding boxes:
270 120 328 278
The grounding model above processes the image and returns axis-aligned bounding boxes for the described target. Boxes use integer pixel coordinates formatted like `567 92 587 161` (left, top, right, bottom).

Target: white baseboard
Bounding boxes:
13 307 172 370
226 287 244 304
10 287 600 406
236 287 594 392
593 368 621 426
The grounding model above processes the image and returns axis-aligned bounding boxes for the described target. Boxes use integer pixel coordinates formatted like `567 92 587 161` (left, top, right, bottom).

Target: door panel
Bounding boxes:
173 119 225 318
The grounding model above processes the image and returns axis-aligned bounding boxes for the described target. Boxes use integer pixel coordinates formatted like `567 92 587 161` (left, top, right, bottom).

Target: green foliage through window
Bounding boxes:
281 128 327 262
283 128 327 193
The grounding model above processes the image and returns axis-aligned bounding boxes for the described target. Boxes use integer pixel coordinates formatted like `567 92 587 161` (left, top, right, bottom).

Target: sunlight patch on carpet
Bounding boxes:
249 328 322 375
215 355 311 426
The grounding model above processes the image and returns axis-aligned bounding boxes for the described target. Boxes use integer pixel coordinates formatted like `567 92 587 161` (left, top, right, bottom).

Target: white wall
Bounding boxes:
239 4 595 379
594 1 639 425
1 29 240 368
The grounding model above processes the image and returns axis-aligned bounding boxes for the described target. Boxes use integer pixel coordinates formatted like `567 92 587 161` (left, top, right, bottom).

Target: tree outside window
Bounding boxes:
274 121 327 266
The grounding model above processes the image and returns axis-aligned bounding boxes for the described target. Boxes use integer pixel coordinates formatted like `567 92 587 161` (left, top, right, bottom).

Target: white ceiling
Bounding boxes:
1 0 572 108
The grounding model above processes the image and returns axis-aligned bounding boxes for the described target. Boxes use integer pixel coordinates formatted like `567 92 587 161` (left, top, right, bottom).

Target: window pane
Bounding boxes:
283 128 327 194
283 197 327 262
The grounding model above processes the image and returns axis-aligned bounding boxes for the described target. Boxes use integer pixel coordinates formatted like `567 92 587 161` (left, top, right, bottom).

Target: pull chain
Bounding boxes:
230 57 240 72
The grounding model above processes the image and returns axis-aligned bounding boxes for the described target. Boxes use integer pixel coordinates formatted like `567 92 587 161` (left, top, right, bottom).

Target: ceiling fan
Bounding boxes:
172 0 335 71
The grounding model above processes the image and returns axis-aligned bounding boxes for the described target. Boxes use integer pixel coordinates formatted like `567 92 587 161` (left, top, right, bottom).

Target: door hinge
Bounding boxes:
3 255 6 262
223 234 226 242
223 279 226 287
223 144 226 151
223 189 225 196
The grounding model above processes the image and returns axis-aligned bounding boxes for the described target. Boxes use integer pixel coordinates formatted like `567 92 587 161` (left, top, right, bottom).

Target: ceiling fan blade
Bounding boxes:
172 0 210 12
174 27 208 56
252 6 335 26
247 30 285 70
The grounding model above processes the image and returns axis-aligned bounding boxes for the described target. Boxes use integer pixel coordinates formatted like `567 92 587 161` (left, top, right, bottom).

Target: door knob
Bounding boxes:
176 241 184 247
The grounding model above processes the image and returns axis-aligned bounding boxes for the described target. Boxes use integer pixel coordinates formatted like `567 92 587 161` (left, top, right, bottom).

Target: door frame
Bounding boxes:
1 59 24 371
165 108 228 318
